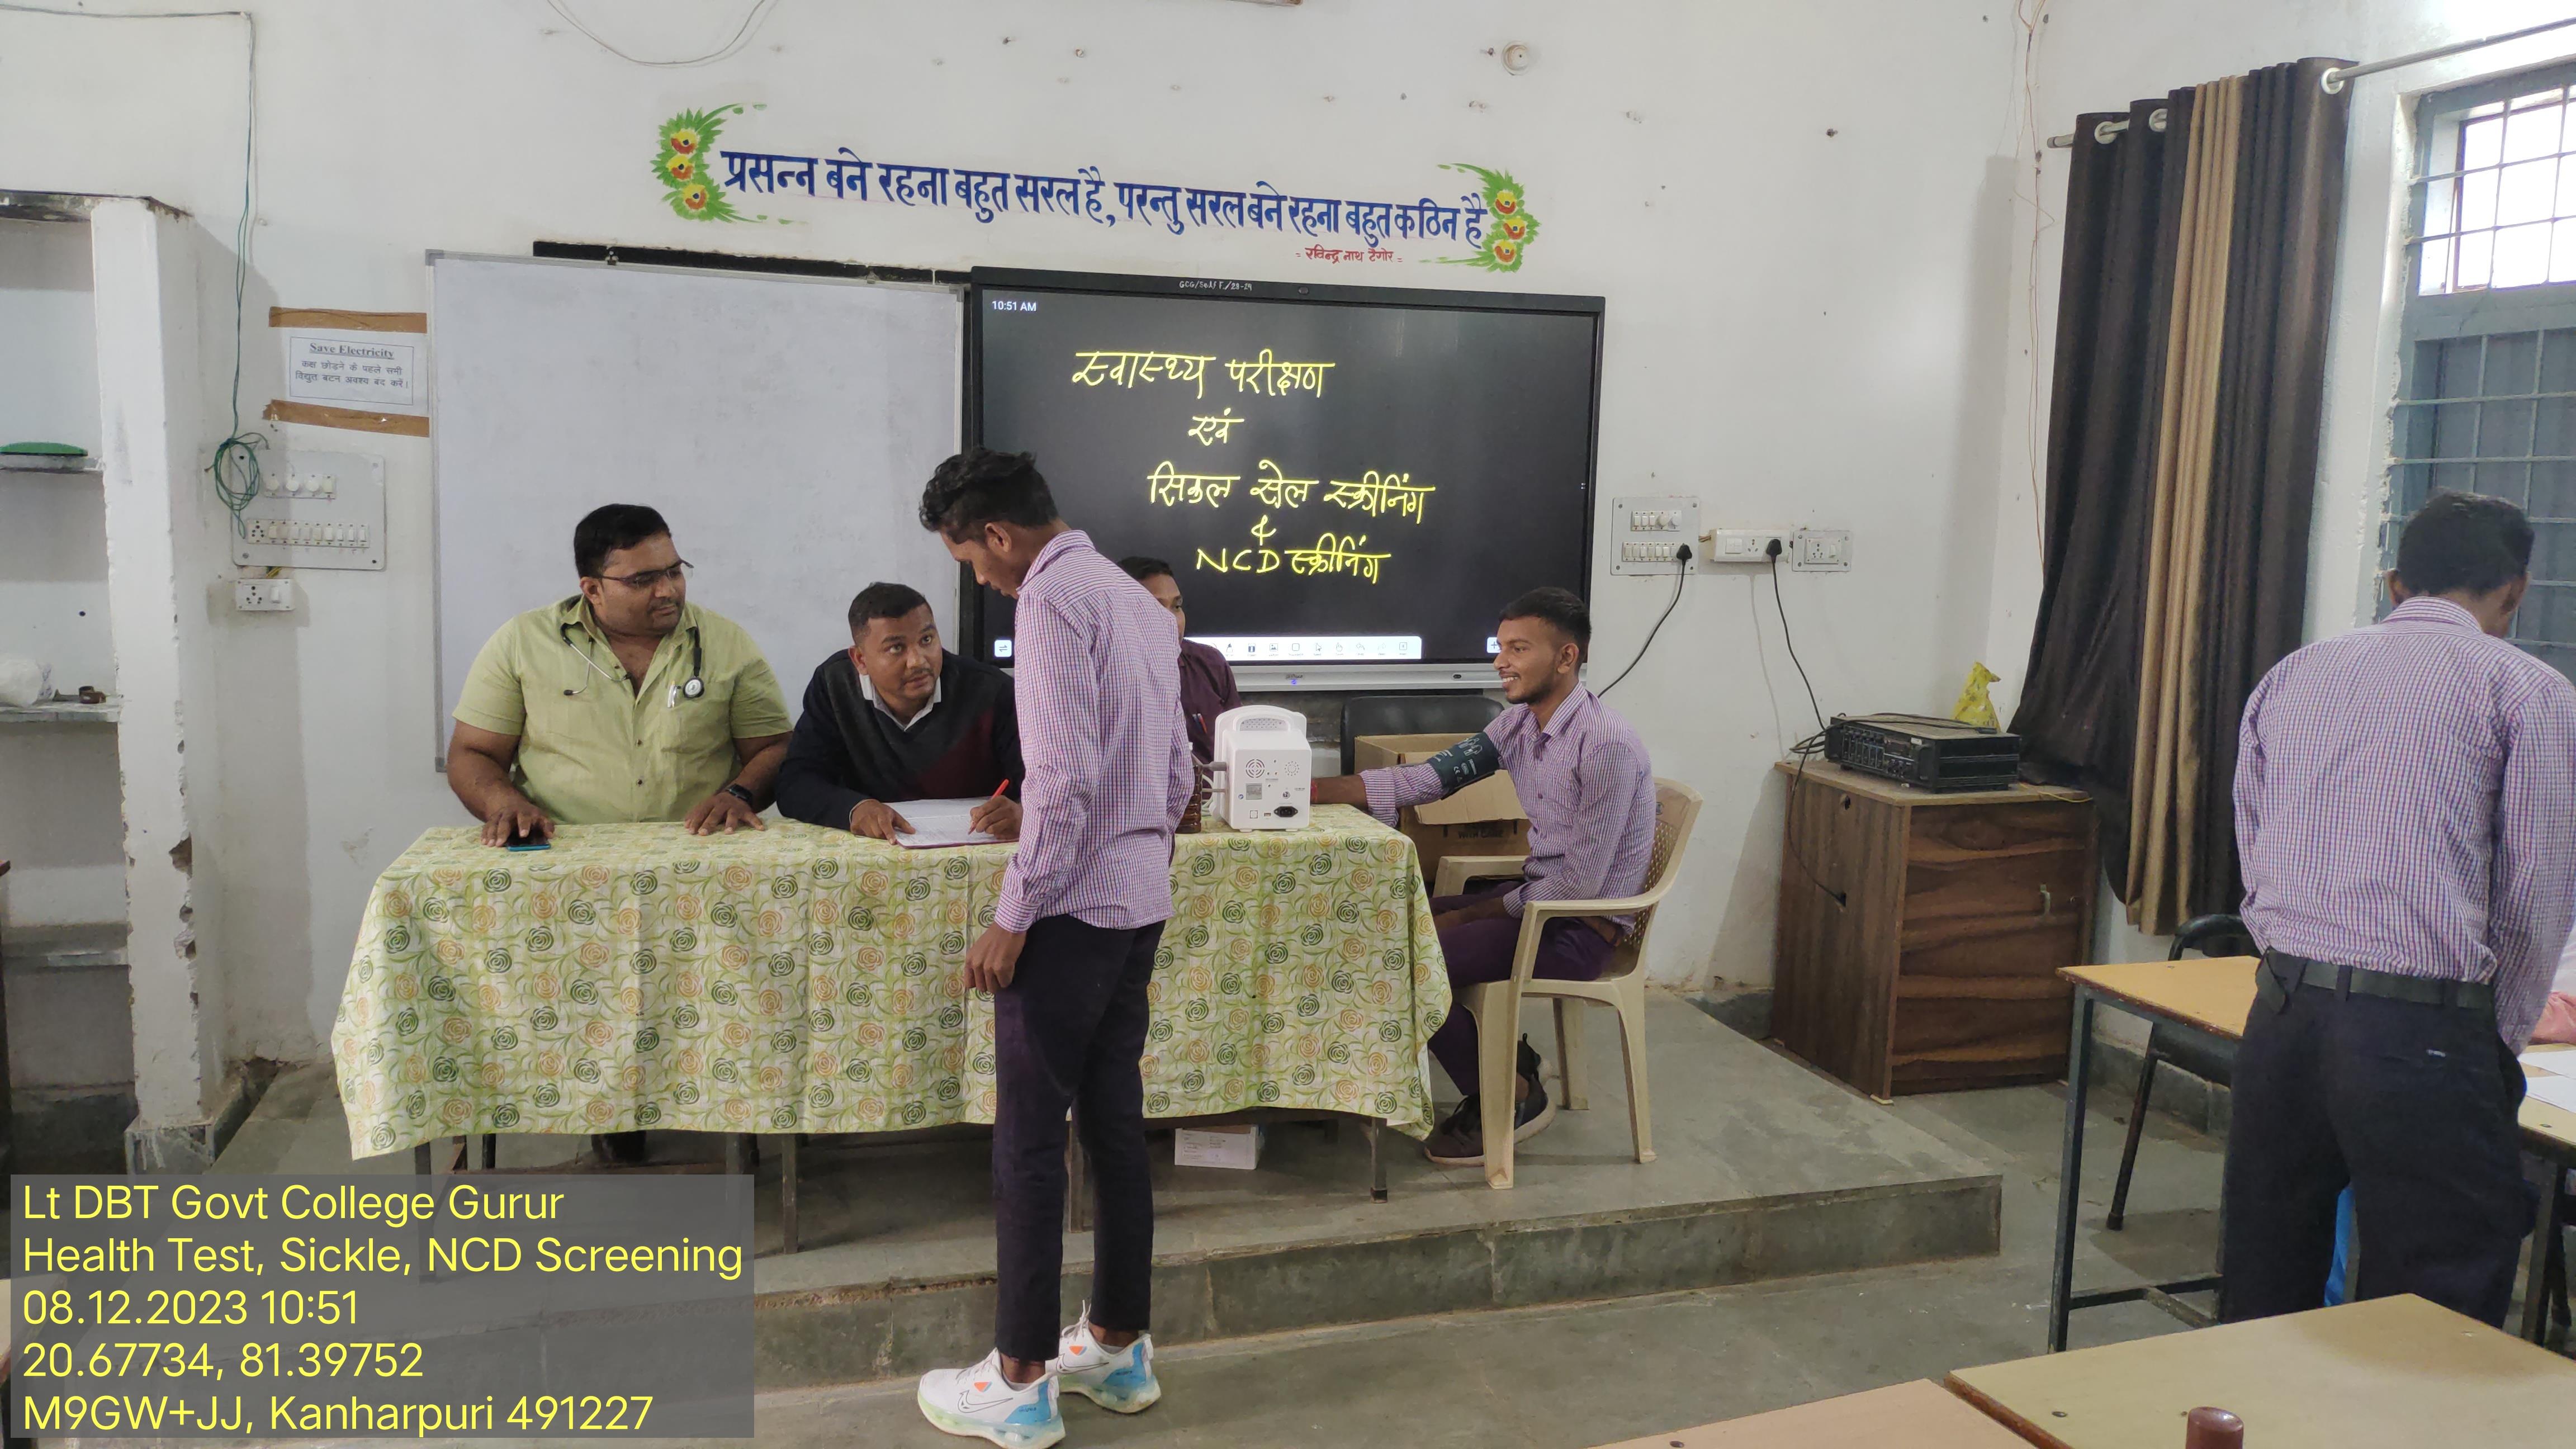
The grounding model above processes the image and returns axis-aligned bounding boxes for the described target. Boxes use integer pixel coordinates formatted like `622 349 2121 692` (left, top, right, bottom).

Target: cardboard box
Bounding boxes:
1351 732 1532 891
1173 1125 1263 1170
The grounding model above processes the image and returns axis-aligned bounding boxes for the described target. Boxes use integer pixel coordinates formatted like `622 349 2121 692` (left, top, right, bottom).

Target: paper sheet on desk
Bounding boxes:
888 797 1003 849
2523 1045 2576 1114
2527 1072 2576 1115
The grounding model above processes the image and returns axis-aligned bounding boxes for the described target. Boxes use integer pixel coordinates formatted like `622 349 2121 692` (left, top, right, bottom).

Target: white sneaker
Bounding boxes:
916 1349 1064 1448
1048 1313 1161 1414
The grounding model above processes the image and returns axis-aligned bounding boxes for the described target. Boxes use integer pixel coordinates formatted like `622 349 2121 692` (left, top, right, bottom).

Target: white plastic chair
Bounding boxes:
1431 778 1703 1189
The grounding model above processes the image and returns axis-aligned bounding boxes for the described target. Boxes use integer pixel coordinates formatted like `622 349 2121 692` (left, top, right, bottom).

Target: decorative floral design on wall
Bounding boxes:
1438 164 1538 272
657 106 746 221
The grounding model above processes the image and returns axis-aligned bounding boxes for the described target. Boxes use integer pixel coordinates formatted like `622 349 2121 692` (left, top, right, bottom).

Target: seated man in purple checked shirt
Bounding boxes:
2223 492 2576 1328
912 449 1192 1448
1312 587 1657 1168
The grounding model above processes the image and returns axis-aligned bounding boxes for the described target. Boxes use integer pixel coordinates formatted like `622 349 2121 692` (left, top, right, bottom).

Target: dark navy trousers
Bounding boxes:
990 916 1162 1362
2220 961 2536 1326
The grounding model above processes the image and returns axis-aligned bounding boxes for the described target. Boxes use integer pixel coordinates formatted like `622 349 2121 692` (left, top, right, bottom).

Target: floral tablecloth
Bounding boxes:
330 807 1449 1157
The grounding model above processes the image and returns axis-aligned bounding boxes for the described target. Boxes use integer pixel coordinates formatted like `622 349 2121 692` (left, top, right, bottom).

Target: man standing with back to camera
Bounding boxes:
912 449 1192 1448
2224 492 2576 1327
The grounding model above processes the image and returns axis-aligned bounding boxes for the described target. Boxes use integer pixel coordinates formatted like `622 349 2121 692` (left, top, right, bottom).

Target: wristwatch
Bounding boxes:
721 783 756 807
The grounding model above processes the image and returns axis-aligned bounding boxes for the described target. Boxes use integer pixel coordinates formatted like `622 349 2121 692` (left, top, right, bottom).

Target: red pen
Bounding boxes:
988 778 1011 801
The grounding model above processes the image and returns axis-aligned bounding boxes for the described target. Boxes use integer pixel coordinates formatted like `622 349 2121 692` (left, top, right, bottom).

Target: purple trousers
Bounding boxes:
1426 886 1613 1092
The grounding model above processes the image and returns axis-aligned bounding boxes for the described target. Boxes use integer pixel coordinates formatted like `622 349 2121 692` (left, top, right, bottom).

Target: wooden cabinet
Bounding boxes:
1772 760 2096 1097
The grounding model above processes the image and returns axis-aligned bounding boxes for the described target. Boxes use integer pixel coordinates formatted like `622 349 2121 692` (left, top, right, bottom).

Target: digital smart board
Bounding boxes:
964 268 1602 669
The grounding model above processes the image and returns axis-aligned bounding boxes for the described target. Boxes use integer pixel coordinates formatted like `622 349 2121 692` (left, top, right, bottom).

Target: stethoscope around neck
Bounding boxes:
561 620 704 704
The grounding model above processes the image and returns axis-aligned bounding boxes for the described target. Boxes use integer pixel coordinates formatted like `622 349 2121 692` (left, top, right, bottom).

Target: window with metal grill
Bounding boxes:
2390 61 2576 681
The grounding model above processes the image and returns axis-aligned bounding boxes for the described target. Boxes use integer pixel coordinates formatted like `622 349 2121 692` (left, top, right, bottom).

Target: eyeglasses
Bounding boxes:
595 560 693 590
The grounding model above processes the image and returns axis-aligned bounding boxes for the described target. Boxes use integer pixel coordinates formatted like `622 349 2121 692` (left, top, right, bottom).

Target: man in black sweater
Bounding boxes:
777 583 1025 840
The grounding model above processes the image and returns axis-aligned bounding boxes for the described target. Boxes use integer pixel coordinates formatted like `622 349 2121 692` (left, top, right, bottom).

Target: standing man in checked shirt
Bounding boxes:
913 450 1191 1448
1312 586 1657 1169
2224 493 2576 1327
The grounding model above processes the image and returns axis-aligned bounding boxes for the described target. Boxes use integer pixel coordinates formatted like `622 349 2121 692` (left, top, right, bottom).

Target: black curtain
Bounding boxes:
2191 58 2350 916
2011 93 2194 893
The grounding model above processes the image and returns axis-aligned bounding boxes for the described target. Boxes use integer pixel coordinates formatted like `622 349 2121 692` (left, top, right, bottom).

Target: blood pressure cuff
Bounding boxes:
1422 732 1502 796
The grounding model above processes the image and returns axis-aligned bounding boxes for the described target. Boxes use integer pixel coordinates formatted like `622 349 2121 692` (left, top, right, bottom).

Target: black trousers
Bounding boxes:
2219 963 2537 1326
991 915 1162 1363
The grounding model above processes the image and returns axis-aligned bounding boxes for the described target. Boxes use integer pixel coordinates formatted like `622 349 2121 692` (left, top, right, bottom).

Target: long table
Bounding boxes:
2051 957 2576 1351
1589 1381 2028 1448
1591 1295 2576 1448
1952 1294 2576 1447
330 807 1451 1167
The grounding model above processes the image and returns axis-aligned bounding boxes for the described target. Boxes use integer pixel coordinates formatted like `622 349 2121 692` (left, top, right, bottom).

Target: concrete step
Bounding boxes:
220 997 2003 1390
753 1166 1996 1387
752 995 1999 1385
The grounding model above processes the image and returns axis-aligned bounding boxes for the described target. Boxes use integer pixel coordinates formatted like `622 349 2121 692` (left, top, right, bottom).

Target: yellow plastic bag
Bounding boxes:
1953 662 2000 731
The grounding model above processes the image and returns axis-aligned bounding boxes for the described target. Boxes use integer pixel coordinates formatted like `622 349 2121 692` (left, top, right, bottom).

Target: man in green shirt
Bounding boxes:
448 504 793 846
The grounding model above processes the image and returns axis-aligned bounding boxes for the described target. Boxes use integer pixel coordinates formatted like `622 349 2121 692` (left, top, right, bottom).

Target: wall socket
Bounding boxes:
1700 529 1793 565
233 578 297 613
1792 528 1853 571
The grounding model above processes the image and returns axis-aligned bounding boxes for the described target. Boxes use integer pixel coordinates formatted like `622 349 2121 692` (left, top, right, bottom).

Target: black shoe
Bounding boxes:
1423 1072 1557 1167
1519 1035 1544 1086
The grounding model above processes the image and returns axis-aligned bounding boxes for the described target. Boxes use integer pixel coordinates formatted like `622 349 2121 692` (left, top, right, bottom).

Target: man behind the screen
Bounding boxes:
1116 555 1239 761
912 449 1192 1447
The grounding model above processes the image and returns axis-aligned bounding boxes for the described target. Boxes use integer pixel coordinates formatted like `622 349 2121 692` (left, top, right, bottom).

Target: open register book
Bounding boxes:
887 797 1005 850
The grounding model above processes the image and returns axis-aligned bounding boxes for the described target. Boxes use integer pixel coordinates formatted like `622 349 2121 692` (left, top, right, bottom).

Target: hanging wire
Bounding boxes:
545 0 780 68
209 11 265 532
1599 550 1690 697
1771 553 1844 904
1769 553 1826 736
2014 0 2057 560
1 3 265 533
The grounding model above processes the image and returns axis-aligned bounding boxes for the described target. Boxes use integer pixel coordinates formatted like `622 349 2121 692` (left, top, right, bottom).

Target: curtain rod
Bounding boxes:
2046 106 2168 149
2047 16 2576 147
2324 15 2576 93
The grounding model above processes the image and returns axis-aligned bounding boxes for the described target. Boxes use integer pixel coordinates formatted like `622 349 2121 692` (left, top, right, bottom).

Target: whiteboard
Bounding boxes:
428 254 962 754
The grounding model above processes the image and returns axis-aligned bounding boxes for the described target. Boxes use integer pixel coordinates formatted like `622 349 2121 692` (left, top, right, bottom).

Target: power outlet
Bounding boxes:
1792 528 1852 572
234 578 297 613
1701 529 1792 566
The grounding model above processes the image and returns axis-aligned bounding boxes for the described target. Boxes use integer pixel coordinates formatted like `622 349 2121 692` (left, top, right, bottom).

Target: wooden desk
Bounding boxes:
2051 958 2576 1350
1949 1294 2576 1448
2522 1042 2575 1345
2525 1042 2576 1143
1589 1380 2026 1449
2045 959 2257 1349
2062 958 2258 1038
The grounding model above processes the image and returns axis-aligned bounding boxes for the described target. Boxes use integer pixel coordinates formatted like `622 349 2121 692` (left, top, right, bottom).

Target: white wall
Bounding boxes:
1983 0 2576 710
4 1 2044 1061
1978 0 2576 959
92 198 230 1128
0 218 125 930
0 219 103 459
